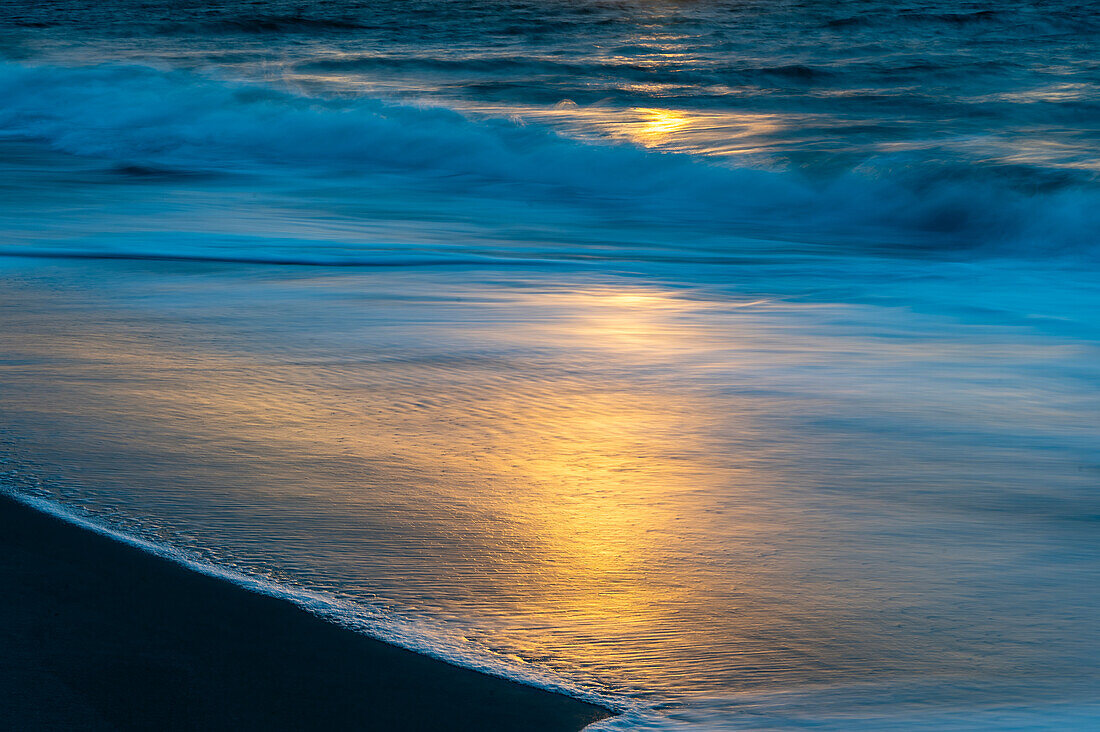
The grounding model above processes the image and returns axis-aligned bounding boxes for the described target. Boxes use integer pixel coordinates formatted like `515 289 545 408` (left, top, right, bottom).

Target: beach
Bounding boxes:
1 252 1098 728
3 0 1100 727
0 493 611 731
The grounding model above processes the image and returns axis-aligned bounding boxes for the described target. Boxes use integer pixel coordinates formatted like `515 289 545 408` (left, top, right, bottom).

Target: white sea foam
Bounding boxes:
0 485 625 719
0 61 1098 257
13 482 1098 731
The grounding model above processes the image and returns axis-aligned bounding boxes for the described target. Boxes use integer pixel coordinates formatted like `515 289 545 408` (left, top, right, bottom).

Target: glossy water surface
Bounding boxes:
1 1 1099 728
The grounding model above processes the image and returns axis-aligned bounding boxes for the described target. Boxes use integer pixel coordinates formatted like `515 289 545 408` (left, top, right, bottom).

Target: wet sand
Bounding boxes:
0 493 612 731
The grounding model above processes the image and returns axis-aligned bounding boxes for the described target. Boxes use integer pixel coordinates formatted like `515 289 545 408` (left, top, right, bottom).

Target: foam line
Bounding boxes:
0 486 624 715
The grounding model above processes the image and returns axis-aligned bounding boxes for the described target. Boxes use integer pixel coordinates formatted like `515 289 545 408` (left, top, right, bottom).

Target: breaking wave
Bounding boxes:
1 61 1098 257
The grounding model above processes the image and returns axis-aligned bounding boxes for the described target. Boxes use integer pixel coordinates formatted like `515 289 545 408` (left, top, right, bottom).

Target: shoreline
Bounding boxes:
0 492 613 731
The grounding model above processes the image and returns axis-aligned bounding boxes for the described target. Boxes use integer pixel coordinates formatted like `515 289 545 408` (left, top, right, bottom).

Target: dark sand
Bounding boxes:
0 494 613 731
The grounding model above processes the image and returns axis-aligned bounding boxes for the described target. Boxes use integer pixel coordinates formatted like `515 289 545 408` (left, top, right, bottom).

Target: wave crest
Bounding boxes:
0 61 1097 257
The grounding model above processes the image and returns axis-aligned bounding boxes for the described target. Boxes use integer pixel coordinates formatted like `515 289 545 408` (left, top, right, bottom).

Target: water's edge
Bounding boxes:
0 485 626 721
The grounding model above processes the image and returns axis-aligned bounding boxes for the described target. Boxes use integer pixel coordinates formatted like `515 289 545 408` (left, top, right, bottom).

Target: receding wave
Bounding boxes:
6 485 1099 732
1 61 1098 257
0 486 622 713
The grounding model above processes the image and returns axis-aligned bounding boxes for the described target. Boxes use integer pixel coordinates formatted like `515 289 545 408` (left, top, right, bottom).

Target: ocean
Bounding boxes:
1 0 1099 728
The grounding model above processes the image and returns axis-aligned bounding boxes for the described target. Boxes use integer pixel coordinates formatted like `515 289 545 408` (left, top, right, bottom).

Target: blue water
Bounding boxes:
1 1 1099 729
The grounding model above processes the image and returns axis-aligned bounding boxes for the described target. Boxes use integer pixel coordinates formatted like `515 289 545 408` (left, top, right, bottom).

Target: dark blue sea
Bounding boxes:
1 1 1099 728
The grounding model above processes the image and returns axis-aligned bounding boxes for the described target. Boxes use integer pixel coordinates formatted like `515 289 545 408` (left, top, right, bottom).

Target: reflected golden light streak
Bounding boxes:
2 278 776 680
294 65 800 159
633 107 692 143
5 270 1089 698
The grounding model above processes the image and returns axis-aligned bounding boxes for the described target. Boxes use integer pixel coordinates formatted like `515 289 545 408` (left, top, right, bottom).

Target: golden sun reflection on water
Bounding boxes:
1 274 797 690
4 269 1090 703
514 287 709 351
632 108 692 144
538 105 793 157
295 63 802 159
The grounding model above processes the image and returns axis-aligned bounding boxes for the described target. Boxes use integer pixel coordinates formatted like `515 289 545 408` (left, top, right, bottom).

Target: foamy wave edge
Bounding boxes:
2 60 1100 256
0 486 628 721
